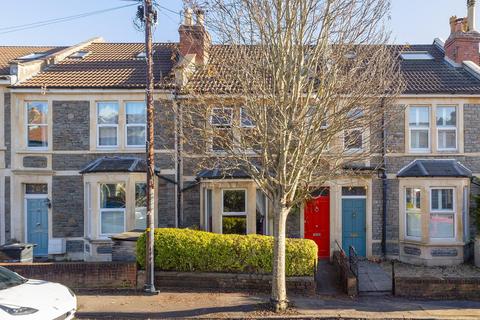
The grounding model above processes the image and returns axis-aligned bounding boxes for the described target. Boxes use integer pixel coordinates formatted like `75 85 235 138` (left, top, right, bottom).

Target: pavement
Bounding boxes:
75 289 480 319
357 260 392 294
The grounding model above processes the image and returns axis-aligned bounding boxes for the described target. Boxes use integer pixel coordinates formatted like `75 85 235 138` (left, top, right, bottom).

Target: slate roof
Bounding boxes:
186 44 480 95
14 42 177 89
397 44 480 95
197 167 251 180
0 46 65 75
80 156 154 174
397 160 472 178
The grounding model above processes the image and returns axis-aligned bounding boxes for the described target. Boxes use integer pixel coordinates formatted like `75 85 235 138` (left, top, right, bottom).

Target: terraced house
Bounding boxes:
2 5 480 266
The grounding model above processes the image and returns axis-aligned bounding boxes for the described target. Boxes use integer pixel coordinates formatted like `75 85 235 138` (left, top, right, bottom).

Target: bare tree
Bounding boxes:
182 0 403 311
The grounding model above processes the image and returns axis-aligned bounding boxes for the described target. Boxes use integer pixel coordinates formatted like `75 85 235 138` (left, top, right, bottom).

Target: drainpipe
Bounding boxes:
381 98 388 257
174 90 184 228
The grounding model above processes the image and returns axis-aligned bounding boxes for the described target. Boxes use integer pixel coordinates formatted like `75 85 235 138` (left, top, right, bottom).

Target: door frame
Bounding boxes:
341 195 367 256
24 193 49 255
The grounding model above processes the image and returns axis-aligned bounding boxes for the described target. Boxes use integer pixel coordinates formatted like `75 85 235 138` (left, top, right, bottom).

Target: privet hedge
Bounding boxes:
136 228 317 276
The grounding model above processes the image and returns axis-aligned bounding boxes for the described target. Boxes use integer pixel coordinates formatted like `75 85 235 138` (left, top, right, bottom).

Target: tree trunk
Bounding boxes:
271 202 289 312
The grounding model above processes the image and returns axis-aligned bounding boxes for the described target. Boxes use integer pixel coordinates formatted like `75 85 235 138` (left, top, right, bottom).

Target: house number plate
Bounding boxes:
313 233 322 237
350 232 358 237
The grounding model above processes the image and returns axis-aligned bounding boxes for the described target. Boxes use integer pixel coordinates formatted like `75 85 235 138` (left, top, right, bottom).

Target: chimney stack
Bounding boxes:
445 1 480 65
178 7 211 65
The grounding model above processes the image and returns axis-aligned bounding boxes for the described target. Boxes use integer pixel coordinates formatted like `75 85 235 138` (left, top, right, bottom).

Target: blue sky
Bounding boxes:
0 0 474 45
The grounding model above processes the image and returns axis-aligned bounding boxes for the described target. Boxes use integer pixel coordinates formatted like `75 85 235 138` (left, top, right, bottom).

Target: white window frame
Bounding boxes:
98 183 126 237
429 187 456 241
96 102 119 148
221 189 247 216
125 101 147 148
210 107 233 127
436 106 457 152
408 106 430 153
404 187 422 241
344 128 363 151
25 101 49 150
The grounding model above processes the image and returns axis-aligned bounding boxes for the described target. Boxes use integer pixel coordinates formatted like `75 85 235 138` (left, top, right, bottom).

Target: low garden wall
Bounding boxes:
332 250 357 296
137 270 315 294
394 277 480 299
0 262 138 289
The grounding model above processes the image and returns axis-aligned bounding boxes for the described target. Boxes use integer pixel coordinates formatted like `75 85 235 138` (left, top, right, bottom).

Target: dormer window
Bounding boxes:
69 51 90 59
17 53 47 60
136 52 146 59
400 51 434 60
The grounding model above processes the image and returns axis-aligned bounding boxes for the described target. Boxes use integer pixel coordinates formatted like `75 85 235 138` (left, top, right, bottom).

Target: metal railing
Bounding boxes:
349 245 359 277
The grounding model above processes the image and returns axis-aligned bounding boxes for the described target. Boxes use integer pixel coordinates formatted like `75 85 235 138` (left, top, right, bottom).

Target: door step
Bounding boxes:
359 290 392 296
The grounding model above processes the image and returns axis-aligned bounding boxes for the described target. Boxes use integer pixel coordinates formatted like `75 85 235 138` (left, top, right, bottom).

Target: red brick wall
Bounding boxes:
1 262 137 289
395 277 480 299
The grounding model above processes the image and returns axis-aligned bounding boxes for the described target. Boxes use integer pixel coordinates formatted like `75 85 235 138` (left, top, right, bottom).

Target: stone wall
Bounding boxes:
182 182 200 228
154 100 176 150
395 276 480 299
1 262 138 289
52 176 84 237
23 156 47 168
385 104 405 154
287 207 300 238
52 101 90 151
142 271 315 294
158 175 176 228
4 176 10 241
464 104 480 153
385 179 399 256
332 250 358 296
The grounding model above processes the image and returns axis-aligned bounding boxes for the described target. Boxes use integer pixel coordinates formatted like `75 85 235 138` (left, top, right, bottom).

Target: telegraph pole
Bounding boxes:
143 0 157 294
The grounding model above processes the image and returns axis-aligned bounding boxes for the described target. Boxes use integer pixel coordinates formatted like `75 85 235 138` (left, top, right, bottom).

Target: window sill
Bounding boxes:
401 239 464 246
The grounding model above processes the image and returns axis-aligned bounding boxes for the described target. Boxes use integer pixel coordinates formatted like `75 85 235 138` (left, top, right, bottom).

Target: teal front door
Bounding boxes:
26 198 49 256
342 198 366 257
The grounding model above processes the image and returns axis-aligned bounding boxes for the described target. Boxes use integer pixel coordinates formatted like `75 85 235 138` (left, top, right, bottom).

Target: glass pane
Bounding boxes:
347 107 363 120
134 207 147 230
97 102 119 124
126 102 146 124
127 126 146 146
100 184 126 209
409 106 429 127
99 126 117 146
211 108 233 126
135 183 147 208
431 189 453 210
222 216 247 234
256 190 267 235
101 210 125 234
25 184 48 194
344 130 362 150
28 125 48 148
407 212 422 237
342 186 366 196
430 213 454 238
436 106 456 126
406 188 421 211
241 108 255 127
27 102 48 124
410 130 429 149
438 130 456 149
223 190 246 213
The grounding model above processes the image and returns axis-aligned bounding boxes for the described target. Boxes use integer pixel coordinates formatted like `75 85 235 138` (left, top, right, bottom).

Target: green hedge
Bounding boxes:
136 228 317 276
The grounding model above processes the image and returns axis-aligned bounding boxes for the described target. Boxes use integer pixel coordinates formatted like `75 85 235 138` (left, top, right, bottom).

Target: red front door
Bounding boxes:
304 192 330 258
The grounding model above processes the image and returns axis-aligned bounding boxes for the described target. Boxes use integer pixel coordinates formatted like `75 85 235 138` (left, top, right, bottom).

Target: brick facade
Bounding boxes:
52 101 90 151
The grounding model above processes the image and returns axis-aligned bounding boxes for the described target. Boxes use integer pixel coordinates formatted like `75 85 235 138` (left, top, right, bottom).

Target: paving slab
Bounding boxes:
358 260 392 293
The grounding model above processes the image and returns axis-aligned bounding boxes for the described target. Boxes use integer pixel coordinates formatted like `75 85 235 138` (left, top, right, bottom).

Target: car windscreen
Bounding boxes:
0 267 27 290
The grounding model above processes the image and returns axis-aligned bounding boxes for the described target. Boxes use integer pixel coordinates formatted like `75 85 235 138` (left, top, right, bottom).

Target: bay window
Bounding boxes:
126 102 146 147
99 183 125 235
436 106 457 151
409 106 430 151
26 102 48 149
222 189 247 234
405 188 422 238
430 188 455 239
134 182 147 229
97 102 119 147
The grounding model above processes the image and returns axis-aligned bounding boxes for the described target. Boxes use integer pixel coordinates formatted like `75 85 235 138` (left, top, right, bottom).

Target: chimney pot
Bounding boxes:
468 0 476 31
184 8 193 26
196 9 205 26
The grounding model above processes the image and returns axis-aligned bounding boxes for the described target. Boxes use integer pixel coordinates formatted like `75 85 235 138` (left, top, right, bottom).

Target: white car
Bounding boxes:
0 266 76 319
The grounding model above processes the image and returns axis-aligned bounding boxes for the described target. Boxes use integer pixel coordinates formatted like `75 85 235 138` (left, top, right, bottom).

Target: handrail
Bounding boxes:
349 245 359 277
